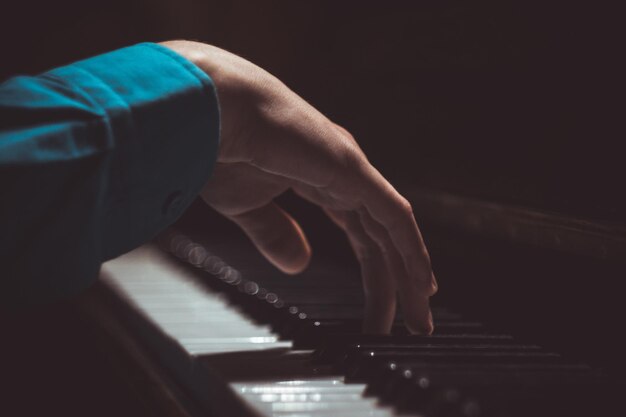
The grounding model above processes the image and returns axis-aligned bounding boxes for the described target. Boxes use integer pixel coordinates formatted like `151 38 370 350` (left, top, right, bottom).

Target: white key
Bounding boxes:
232 378 397 417
101 243 409 416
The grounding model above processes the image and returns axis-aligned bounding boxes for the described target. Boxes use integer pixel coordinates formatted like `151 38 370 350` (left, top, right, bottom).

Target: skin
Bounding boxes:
161 40 438 334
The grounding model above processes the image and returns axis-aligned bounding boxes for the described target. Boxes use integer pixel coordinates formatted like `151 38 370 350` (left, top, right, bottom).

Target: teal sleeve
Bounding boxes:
0 43 220 305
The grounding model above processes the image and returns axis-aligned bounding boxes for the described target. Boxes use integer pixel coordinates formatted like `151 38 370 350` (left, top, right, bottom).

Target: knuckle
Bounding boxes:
386 197 414 233
418 274 438 296
399 197 414 217
428 283 438 296
325 146 366 194
335 123 356 142
427 271 439 296
342 146 366 174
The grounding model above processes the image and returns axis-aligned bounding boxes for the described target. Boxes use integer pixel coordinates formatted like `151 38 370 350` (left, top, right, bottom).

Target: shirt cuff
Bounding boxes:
49 42 220 261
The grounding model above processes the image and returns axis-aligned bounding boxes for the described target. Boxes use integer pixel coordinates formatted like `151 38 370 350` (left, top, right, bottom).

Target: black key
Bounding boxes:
370 362 603 404
346 350 563 380
313 333 517 362
333 343 543 372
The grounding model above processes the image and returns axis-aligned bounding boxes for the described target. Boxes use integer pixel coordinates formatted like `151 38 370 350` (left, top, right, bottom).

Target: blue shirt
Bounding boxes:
0 43 220 305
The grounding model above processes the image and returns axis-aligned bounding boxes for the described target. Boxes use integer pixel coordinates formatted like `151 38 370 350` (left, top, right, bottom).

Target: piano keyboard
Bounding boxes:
102 240 400 417
98 228 615 417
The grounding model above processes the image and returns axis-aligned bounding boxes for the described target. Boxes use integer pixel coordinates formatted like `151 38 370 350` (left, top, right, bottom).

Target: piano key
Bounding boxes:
101 243 415 417
99 232 615 417
232 378 398 417
367 364 605 411
290 320 490 349
345 350 565 380
312 333 521 363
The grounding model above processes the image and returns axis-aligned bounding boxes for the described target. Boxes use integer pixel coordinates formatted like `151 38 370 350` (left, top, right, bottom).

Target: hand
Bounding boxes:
161 40 438 334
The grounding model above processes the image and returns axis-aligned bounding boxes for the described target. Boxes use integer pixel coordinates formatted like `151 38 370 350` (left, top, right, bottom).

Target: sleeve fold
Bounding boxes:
0 43 220 305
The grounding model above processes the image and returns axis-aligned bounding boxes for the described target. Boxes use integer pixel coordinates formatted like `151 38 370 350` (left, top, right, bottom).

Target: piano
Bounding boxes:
3 2 624 416
71 196 622 417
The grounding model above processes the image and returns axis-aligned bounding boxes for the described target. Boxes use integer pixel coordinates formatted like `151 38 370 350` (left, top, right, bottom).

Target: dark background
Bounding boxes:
2 1 624 415
2 0 624 223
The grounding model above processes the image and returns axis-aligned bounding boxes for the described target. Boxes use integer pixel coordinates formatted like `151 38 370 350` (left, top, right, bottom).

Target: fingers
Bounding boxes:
357 209 434 334
325 209 396 334
359 167 438 296
301 121 438 300
295 177 435 334
229 202 311 275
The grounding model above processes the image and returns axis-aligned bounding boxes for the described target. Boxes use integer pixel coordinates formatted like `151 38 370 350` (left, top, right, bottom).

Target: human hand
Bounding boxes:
160 40 438 334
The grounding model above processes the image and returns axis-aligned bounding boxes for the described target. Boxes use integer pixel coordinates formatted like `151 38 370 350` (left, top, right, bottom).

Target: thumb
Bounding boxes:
229 202 312 274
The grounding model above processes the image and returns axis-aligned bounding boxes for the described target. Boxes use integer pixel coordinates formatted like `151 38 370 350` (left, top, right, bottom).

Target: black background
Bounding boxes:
2 0 624 223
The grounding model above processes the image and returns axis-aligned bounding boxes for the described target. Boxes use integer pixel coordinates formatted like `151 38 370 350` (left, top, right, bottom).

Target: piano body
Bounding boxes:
3 1 625 416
